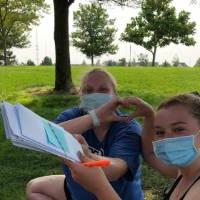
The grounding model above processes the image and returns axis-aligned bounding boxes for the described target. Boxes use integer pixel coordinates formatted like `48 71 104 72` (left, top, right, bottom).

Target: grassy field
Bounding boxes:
0 66 200 200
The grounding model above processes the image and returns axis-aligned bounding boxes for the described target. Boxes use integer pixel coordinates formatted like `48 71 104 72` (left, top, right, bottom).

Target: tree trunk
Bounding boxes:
152 46 157 66
3 39 7 66
53 0 74 92
91 55 94 66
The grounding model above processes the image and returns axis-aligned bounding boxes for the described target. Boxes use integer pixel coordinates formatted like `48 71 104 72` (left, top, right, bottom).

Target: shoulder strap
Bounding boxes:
163 175 183 200
180 175 200 200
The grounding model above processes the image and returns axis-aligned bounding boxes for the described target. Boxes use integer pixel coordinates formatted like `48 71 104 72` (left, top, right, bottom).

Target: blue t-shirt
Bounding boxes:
54 107 144 200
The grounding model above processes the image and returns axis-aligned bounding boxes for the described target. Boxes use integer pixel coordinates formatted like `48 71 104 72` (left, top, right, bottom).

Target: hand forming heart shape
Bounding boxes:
95 96 154 124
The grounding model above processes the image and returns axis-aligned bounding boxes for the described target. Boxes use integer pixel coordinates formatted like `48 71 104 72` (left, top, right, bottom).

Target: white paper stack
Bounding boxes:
0 101 83 162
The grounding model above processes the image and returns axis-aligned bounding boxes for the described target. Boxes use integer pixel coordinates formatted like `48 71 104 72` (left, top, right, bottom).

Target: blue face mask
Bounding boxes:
80 93 113 113
153 135 200 167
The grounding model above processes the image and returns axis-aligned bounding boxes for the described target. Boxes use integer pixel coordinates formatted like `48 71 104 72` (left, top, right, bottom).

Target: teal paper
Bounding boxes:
43 120 69 153
43 120 61 148
50 123 69 153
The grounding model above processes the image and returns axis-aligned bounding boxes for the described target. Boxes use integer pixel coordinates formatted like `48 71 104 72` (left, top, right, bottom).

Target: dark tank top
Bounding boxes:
162 175 200 200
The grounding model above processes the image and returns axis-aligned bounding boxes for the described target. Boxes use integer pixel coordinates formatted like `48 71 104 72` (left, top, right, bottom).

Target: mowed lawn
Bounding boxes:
0 66 200 200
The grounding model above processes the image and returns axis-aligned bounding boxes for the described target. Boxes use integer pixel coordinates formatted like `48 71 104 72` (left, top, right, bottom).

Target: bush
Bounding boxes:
40 56 53 66
26 59 35 66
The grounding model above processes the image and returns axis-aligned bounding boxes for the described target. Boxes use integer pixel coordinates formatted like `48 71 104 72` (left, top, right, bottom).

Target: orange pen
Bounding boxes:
82 160 110 167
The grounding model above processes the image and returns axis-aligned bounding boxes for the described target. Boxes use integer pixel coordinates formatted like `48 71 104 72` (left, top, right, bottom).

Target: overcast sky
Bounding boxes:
13 0 200 66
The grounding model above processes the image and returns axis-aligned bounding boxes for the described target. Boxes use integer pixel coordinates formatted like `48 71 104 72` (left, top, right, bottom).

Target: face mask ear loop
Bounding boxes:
191 133 200 165
194 131 200 152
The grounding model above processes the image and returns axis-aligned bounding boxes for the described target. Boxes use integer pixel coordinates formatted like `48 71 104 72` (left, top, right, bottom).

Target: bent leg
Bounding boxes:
26 175 67 200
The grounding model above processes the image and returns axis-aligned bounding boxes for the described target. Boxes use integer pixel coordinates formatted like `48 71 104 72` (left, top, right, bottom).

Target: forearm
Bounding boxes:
141 114 155 163
90 154 128 181
59 114 93 135
142 115 178 178
95 182 121 200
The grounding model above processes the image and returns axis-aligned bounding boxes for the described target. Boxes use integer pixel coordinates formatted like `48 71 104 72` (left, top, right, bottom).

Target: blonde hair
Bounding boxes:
80 68 117 93
158 93 200 122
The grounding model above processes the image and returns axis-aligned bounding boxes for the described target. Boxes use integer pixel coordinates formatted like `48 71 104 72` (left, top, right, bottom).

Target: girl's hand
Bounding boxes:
73 134 92 158
123 97 155 120
95 97 129 123
64 135 110 196
64 154 109 196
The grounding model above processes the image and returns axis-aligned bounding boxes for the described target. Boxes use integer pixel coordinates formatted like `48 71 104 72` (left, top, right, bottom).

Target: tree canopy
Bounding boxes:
121 0 196 66
72 3 118 65
0 0 49 65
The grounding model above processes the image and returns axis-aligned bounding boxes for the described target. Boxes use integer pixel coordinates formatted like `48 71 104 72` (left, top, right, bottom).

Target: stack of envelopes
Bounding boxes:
1 102 83 162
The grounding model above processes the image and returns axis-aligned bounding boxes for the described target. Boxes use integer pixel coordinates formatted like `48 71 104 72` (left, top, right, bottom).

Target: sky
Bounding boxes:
13 0 200 66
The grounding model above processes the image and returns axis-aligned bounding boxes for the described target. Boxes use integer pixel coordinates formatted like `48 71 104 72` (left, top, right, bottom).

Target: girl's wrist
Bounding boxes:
88 110 100 127
95 181 116 200
144 109 155 119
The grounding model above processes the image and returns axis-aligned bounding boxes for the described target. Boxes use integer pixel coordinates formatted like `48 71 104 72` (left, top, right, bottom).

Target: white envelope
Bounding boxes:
1 101 83 162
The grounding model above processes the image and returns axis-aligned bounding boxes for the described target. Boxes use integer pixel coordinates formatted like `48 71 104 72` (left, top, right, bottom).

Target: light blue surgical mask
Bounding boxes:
153 135 200 167
80 93 113 113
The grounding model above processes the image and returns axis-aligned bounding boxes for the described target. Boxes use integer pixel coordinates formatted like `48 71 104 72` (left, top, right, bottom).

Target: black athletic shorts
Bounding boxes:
64 178 72 200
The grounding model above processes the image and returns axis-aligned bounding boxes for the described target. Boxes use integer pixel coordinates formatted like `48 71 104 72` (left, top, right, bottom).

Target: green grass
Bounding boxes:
1 66 200 199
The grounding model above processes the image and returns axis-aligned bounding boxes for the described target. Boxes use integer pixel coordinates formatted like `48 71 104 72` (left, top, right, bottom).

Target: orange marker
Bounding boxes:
82 160 110 167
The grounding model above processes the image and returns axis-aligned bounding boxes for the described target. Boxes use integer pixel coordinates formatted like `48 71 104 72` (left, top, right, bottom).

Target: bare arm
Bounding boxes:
124 97 178 178
90 154 128 182
59 98 127 135
65 159 121 200
95 182 121 200
142 114 178 178
59 114 93 135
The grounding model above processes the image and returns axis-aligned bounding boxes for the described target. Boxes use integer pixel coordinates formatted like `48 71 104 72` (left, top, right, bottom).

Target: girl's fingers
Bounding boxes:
79 152 92 162
64 159 77 169
123 96 142 105
115 115 130 122
74 134 88 145
73 135 91 156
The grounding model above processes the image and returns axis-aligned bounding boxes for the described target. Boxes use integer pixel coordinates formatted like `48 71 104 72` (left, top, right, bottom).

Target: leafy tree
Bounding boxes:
0 49 16 65
118 58 127 66
194 57 200 67
72 3 118 66
40 56 53 66
104 59 117 66
53 0 141 91
137 53 149 66
161 60 171 67
0 0 49 65
121 0 196 66
26 59 35 66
